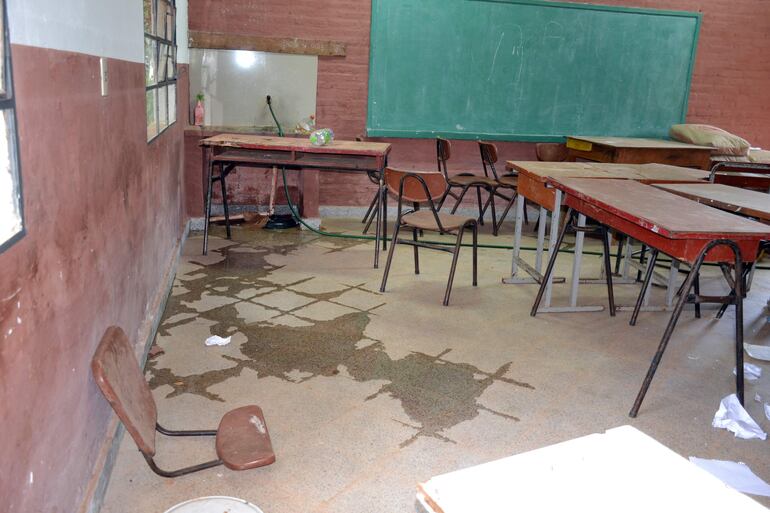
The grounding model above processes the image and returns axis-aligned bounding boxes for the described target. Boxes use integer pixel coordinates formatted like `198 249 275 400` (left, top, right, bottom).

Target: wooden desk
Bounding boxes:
653 183 770 223
566 136 713 170
417 426 768 513
533 178 770 415
199 134 391 267
503 161 708 313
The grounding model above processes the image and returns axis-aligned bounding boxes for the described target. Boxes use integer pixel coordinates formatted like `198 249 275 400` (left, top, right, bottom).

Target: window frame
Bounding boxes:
144 0 178 143
0 0 25 254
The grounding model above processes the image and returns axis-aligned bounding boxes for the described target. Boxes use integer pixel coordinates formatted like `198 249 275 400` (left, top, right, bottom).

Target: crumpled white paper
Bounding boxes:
765 403 770 422
204 335 232 346
733 362 762 381
712 394 767 440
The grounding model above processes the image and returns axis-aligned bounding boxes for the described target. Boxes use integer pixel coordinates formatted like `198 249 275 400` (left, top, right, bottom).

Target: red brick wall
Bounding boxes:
188 0 770 211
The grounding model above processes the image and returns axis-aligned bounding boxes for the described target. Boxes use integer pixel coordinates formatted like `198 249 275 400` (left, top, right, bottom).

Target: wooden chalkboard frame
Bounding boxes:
365 0 701 142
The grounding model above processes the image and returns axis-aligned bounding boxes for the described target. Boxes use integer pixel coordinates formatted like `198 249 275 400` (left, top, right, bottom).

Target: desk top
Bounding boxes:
417 426 767 513
199 133 392 157
506 161 709 184
654 183 770 222
549 178 770 239
567 136 713 151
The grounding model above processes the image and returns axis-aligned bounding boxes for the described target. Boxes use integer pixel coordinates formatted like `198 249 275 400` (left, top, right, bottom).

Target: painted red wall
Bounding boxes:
186 0 770 212
0 46 188 513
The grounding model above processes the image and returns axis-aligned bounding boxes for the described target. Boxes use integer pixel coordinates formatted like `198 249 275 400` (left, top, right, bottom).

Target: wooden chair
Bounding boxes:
436 137 498 230
380 168 478 306
91 326 275 478
478 141 528 234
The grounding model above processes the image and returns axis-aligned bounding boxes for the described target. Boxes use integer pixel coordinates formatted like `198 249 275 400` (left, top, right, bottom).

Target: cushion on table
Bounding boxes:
670 124 750 156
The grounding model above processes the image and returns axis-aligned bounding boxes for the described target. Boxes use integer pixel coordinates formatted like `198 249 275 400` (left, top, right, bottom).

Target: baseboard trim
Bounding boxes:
79 218 192 513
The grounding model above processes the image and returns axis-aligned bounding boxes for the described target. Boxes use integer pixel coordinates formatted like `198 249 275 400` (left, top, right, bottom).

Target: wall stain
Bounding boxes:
148 230 534 446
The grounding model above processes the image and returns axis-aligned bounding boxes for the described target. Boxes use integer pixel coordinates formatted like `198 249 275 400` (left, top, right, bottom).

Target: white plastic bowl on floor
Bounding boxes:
164 496 264 513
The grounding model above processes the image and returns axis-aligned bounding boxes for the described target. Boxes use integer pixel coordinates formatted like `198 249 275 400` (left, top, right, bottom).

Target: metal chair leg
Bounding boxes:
450 185 472 214
693 272 701 319
614 233 624 275
413 228 420 275
472 223 478 286
379 222 402 293
630 249 659 326
601 227 616 316
475 187 485 226
531 208 573 316
494 191 517 234
443 225 467 306
489 187 498 236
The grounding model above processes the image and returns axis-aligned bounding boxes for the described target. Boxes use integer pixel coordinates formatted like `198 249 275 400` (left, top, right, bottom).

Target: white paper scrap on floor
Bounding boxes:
417 425 768 513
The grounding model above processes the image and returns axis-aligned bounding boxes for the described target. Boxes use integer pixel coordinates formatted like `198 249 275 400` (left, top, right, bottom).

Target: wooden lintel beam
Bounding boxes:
188 30 346 57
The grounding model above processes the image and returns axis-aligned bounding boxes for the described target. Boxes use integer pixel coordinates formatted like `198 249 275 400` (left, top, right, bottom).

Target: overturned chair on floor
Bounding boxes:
380 168 478 306
91 326 275 478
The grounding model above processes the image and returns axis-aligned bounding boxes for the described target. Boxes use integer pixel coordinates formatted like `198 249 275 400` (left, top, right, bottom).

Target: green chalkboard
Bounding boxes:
366 0 700 141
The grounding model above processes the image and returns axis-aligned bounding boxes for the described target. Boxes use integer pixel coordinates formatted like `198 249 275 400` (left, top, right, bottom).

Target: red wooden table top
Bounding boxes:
549 178 770 240
199 133 392 157
653 183 770 223
506 162 708 183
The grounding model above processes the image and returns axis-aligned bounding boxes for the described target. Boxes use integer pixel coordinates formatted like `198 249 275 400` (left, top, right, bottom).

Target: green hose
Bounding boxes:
280 168 603 254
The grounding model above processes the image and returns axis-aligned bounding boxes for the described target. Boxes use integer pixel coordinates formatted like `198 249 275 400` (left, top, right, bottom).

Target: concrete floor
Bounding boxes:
101 218 770 512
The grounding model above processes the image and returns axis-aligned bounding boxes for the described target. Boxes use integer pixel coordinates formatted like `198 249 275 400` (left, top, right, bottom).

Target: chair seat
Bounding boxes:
448 174 498 187
216 405 276 471
497 175 518 187
402 210 475 231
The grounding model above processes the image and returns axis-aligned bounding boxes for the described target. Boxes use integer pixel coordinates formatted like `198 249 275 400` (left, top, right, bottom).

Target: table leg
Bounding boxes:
544 190 562 307
665 260 681 307
535 206 547 273
202 158 214 256
374 171 383 269
629 239 745 417
568 213 587 308
502 199 566 286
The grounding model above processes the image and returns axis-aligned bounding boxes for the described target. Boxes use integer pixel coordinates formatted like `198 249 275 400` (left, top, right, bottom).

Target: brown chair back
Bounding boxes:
535 142 569 162
385 168 446 203
92 326 158 456
478 141 500 179
436 137 452 179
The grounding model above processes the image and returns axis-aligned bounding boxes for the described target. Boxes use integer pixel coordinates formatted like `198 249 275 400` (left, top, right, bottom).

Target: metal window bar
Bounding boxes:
145 0 177 143
0 0 24 254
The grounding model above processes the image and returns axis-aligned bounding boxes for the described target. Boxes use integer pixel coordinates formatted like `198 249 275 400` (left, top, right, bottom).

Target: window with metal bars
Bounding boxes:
0 0 24 252
145 0 177 142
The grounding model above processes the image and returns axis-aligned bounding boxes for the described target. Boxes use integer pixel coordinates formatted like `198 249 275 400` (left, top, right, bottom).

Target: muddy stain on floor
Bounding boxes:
148 229 534 445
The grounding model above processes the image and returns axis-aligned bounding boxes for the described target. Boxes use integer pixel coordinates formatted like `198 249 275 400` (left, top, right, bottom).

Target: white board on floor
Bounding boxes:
417 425 767 513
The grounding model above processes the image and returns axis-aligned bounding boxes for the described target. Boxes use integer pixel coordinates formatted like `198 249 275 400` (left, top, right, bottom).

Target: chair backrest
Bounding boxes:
385 167 447 203
91 326 158 456
536 142 569 162
436 137 452 178
478 141 500 179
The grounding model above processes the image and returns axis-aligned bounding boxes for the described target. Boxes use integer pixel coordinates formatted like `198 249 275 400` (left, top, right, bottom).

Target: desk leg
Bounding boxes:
665 260 681 307
501 201 564 286
535 206 547 273
629 240 745 417
568 213 587 307
544 190 562 307
374 172 383 269
202 158 214 256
